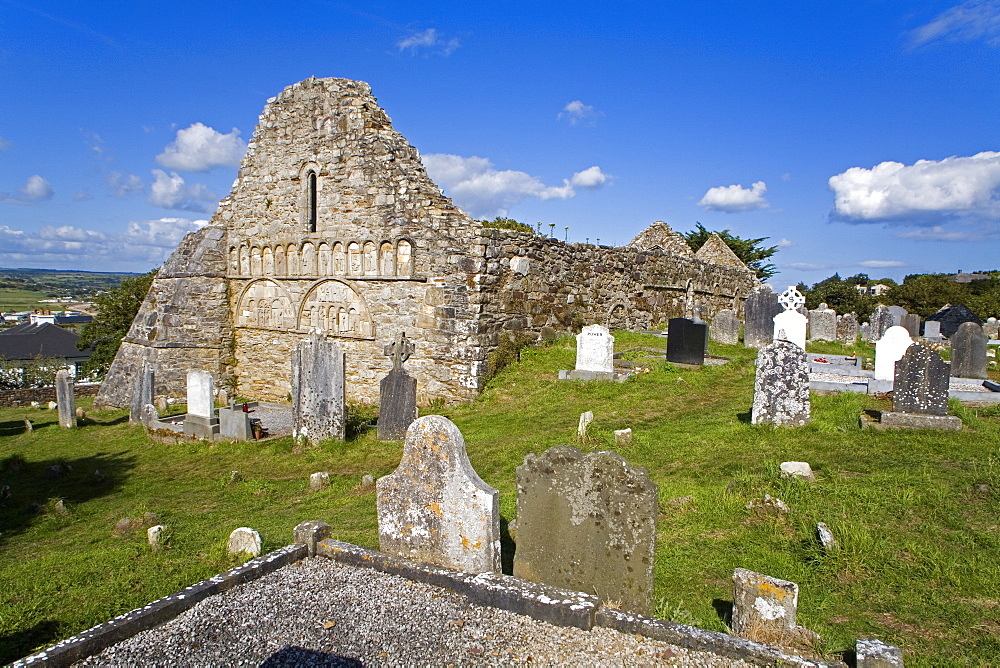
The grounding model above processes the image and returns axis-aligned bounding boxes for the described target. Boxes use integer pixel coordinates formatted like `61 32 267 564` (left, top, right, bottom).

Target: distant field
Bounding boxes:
0 288 52 313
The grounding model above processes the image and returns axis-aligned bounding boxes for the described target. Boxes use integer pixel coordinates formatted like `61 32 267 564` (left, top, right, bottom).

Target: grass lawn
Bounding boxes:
0 288 51 313
1 332 999 665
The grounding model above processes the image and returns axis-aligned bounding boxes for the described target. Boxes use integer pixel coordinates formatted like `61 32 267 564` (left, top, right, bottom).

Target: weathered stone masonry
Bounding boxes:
97 77 757 409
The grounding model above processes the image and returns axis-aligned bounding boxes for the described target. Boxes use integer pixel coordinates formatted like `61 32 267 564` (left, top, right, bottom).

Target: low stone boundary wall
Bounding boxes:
0 383 101 408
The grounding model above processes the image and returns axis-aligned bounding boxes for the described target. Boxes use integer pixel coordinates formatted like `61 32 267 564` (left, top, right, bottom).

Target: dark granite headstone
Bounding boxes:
900 313 921 338
744 285 783 348
951 321 988 379
378 333 417 441
666 317 707 365
893 344 949 416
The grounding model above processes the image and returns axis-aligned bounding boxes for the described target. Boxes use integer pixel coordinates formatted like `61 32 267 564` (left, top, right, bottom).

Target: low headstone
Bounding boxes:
951 321 988 379
292 333 346 443
900 313 921 338
746 494 790 515
836 313 859 342
860 322 872 341
576 324 614 373
922 319 942 341
873 326 913 382
779 461 815 481
744 284 783 348
710 308 740 345
666 317 707 365
855 638 904 667
47 401 57 410
309 472 330 490
772 286 807 350
870 305 892 342
23 418 32 432
887 305 908 327
807 303 836 341
513 445 658 615
227 527 261 557
376 415 500 573
218 405 252 439
129 361 154 424
147 525 165 551
816 523 837 552
577 410 594 440
614 427 632 445
378 332 417 441
984 317 999 340
55 370 76 428
752 340 810 426
731 568 804 644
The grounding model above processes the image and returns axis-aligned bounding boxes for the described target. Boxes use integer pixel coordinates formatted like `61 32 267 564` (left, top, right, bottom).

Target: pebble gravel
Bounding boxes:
77 558 750 667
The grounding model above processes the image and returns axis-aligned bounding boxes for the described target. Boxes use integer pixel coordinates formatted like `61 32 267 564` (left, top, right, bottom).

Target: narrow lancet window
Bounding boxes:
307 170 317 233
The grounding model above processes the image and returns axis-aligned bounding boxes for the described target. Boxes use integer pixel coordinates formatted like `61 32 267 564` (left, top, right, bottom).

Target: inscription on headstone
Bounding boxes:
666 317 707 365
55 370 76 428
752 340 810 426
513 445 658 615
292 333 346 443
575 324 614 373
378 332 417 441
951 321 988 379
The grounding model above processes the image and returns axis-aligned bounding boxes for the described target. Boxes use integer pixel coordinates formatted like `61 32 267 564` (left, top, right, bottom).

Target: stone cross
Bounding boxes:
951 321 988 379
575 324 614 373
777 285 805 311
378 333 417 441
383 331 415 371
292 333 346 443
376 416 500 573
752 339 810 426
56 370 76 428
892 344 949 416
513 445 658 615
873 326 913 382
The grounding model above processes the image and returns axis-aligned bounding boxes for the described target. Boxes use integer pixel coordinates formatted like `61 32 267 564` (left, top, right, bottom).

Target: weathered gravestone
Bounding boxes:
752 339 810 426
836 312 859 342
984 317 999 340
292 333 346 443
227 527 261 557
129 361 154 424
873 326 913 384
922 319 942 341
900 313 921 338
869 305 892 342
772 286 807 350
855 638 905 668
576 324 614 372
183 369 218 439
887 305 908 327
710 309 740 345
513 445 658 615
378 332 417 441
376 415 500 573
951 321 988 379
860 321 872 342
732 568 813 645
878 344 961 430
666 317 707 365
55 370 76 428
808 303 836 341
744 284 783 348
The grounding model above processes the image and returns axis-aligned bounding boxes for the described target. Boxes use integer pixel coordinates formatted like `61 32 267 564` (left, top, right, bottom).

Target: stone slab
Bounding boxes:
873 411 962 431
709 309 740 345
558 369 628 382
56 370 76 428
292 334 346 443
856 638 904 667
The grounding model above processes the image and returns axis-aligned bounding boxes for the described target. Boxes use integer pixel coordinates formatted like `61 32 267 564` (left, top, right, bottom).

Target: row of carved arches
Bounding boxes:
236 278 375 339
230 239 414 279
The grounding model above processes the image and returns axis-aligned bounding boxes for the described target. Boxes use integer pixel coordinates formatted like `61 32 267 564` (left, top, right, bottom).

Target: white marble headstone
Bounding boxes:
773 310 807 350
186 369 214 418
874 326 914 381
575 324 614 373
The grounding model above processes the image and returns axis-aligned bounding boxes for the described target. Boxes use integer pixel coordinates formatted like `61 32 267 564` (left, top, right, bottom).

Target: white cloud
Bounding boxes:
156 122 247 172
107 171 144 197
894 224 1000 241
777 238 795 248
828 151 1000 222
148 169 218 213
698 181 769 213
73 191 93 201
0 137 10 151
906 0 1000 49
397 28 461 56
785 262 834 271
123 217 207 248
1 175 54 205
857 260 907 268
423 153 608 218
558 100 602 126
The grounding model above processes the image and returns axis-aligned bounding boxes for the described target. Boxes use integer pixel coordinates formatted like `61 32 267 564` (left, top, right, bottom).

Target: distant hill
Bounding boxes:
0 268 140 298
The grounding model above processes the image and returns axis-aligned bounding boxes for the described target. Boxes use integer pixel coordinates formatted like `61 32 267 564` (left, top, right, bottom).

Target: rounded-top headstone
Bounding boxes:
227 527 262 557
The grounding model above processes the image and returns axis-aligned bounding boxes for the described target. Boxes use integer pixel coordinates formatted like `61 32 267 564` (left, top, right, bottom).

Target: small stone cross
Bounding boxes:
778 286 805 312
384 332 415 370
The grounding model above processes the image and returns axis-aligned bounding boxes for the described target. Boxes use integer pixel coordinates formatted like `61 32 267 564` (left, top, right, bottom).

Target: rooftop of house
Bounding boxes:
0 321 92 361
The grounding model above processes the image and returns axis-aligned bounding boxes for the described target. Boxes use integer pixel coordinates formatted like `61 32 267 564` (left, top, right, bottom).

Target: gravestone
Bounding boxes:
732 568 804 643
576 324 614 373
984 317 999 340
752 339 810 426
772 286 807 350
227 527 261 557
900 313 921 338
744 284 783 348
836 312 859 342
951 321 988 379
710 309 740 345
808 303 837 341
292 333 346 443
147 525 165 551
666 317 707 365
218 405 252 439
129 361 154 424
887 305 907 327
55 370 76 428
513 445 658 615
376 415 500 573
577 410 594 439
877 344 961 430
860 322 872 341
378 332 417 440
855 639 904 668
869 305 892 342
922 319 942 341
183 369 218 439
873 326 913 382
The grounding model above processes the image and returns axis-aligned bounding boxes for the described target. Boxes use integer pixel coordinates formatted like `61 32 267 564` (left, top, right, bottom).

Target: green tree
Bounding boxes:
478 217 536 234
77 269 157 378
681 222 779 279
887 272 1000 319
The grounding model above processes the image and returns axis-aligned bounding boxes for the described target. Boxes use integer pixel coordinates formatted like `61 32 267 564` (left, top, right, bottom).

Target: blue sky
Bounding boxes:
1 1 999 285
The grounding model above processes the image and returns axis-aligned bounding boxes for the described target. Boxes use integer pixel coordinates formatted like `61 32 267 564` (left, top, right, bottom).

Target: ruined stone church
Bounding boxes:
96 77 758 408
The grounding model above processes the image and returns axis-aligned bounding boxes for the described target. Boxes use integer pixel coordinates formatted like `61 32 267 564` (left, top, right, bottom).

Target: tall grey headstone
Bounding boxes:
808 303 837 341
887 305 907 327
55 370 76 428
744 284 783 348
710 309 740 345
869 305 892 342
186 369 214 418
513 445 658 615
923 319 942 341
900 313 921 338
575 324 614 373
292 333 346 442
874 326 913 382
378 332 417 441
376 416 500 573
892 344 949 416
951 321 988 379
129 361 155 424
860 321 872 341
836 313 859 342
752 339 810 426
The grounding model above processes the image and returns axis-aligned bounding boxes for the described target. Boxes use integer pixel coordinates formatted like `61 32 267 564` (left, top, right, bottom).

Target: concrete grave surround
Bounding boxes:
93 78 757 410
376 415 500 573
808 304 837 341
752 340 810 426
710 308 740 345
575 324 615 373
292 334 345 442
186 370 214 419
513 445 658 615
55 370 76 428
227 527 262 557
873 326 914 382
950 321 988 379
744 284 783 349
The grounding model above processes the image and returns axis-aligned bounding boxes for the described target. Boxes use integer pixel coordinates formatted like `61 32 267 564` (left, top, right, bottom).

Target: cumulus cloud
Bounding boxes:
777 238 795 248
558 100 602 126
156 123 247 172
828 151 1000 223
698 181 769 213
148 169 218 213
397 28 461 56
906 0 1000 49
423 154 608 218
1 175 54 205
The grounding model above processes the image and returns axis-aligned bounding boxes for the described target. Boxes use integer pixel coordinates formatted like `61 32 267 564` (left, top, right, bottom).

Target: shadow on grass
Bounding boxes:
0 619 61 665
736 411 752 424
711 598 733 628
499 515 516 575
0 450 136 547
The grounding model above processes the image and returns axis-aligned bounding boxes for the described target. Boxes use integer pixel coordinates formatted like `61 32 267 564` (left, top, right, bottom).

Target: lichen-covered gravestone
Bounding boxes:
732 568 812 645
227 527 261 557
378 332 417 440
950 321 988 379
513 445 658 615
807 303 836 341
376 415 500 573
292 333 345 443
55 370 76 428
710 308 740 345
836 312 859 342
869 305 892 342
879 344 961 430
744 284 783 348
752 339 810 426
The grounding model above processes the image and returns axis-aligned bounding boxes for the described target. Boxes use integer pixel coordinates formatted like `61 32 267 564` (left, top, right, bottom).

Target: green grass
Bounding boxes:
0 288 52 313
2 332 999 665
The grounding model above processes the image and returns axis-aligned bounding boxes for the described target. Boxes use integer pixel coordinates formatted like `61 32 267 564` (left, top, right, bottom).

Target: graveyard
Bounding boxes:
2 329 999 664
